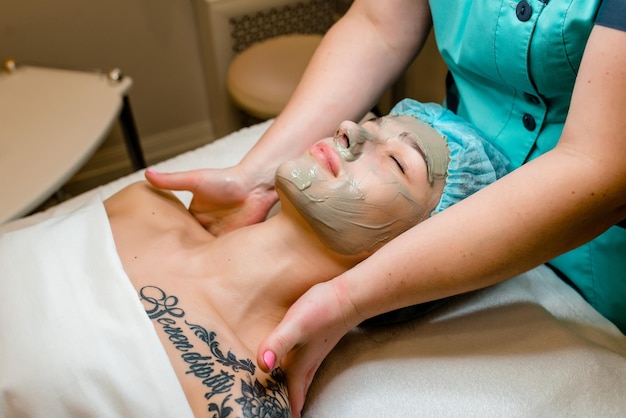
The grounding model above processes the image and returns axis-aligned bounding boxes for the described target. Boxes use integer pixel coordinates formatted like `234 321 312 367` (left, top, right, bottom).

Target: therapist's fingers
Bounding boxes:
257 282 333 373
257 282 360 416
258 325 327 417
145 168 238 232
145 168 277 234
144 168 204 192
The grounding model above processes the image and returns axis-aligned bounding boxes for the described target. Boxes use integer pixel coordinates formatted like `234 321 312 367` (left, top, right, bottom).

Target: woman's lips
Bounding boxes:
309 142 340 176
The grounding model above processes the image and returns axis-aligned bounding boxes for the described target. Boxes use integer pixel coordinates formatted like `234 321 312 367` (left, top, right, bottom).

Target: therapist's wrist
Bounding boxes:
329 277 369 329
232 162 279 218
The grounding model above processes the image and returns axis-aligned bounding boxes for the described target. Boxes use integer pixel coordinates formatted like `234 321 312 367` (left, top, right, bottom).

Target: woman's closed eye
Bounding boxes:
390 155 405 174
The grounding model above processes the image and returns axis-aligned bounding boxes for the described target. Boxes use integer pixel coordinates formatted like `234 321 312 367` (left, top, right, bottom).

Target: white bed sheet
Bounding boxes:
2 120 625 417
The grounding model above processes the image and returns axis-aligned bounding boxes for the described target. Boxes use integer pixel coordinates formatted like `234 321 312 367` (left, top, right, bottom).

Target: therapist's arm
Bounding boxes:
146 0 432 235
257 24 626 416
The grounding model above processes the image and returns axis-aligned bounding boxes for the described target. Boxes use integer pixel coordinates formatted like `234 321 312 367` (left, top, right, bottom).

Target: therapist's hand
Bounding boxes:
257 281 362 417
145 167 278 235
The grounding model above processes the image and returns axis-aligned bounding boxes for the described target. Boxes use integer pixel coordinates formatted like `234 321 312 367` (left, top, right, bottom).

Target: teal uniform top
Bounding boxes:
429 0 626 333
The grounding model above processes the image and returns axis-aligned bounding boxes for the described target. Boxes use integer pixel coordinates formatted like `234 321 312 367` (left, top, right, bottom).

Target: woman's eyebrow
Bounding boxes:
399 132 428 165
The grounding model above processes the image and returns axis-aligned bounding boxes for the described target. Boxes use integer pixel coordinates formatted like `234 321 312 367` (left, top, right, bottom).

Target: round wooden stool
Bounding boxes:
227 34 323 120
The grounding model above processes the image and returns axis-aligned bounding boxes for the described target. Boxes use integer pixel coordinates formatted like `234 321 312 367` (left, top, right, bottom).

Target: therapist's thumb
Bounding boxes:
257 324 298 373
145 168 202 192
257 328 312 418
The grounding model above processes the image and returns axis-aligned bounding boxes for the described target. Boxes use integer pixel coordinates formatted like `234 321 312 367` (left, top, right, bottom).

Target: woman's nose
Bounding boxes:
336 120 371 158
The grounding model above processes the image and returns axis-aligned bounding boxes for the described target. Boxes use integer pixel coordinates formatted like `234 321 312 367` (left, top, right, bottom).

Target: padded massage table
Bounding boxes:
2 121 625 417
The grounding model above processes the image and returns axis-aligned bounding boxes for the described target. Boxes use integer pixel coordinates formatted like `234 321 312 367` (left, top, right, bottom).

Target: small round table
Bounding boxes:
227 34 323 120
0 65 144 224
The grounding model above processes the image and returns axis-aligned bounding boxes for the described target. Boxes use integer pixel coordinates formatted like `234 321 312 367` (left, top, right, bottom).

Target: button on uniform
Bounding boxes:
522 113 536 131
524 92 540 104
516 1 533 22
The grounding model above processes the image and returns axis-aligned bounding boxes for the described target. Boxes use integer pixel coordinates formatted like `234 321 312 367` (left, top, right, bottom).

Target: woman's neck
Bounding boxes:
201 209 359 317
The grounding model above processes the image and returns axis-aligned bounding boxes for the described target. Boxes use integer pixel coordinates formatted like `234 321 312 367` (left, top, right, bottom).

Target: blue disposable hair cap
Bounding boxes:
390 99 511 215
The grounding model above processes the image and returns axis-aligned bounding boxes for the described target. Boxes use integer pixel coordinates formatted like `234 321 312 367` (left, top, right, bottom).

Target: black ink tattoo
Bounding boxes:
157 317 194 352
236 368 290 418
140 285 185 319
208 394 233 418
187 322 256 374
139 286 291 417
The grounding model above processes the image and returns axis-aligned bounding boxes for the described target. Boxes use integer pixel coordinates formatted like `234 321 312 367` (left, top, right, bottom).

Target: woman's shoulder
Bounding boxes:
104 181 214 274
104 181 200 232
105 181 185 213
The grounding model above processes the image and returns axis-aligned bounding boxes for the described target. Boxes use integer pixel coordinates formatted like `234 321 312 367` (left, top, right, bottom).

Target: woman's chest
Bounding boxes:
136 283 288 416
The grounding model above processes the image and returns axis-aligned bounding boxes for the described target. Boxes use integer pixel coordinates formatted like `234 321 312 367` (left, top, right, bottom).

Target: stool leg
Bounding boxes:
119 96 146 170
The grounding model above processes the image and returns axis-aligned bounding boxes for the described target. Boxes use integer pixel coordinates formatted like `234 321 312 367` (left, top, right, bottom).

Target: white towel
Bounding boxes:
0 198 193 418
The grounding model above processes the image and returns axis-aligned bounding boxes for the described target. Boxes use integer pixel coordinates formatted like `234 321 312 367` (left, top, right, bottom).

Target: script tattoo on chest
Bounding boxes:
139 286 290 417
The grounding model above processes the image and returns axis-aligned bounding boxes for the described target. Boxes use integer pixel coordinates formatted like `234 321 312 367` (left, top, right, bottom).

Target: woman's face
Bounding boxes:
276 115 448 255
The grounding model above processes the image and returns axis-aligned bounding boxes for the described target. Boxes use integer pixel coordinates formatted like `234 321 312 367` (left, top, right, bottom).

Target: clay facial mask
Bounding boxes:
398 117 449 184
275 116 448 255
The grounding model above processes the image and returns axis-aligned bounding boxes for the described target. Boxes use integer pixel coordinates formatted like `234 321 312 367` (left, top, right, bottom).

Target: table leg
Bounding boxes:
119 96 146 170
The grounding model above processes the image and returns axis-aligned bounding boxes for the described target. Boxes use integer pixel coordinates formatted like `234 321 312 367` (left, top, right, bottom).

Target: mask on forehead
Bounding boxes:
399 117 449 185
275 117 447 255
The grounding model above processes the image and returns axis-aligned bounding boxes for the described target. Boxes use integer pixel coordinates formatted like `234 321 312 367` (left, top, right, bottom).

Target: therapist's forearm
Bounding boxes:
240 0 432 178
339 150 626 322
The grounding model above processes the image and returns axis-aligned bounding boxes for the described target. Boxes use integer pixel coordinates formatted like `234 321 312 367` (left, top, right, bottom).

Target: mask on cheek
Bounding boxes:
276 164 428 255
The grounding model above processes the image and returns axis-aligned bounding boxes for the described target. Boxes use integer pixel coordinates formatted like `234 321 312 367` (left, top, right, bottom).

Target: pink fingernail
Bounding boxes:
146 168 157 175
263 351 276 370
